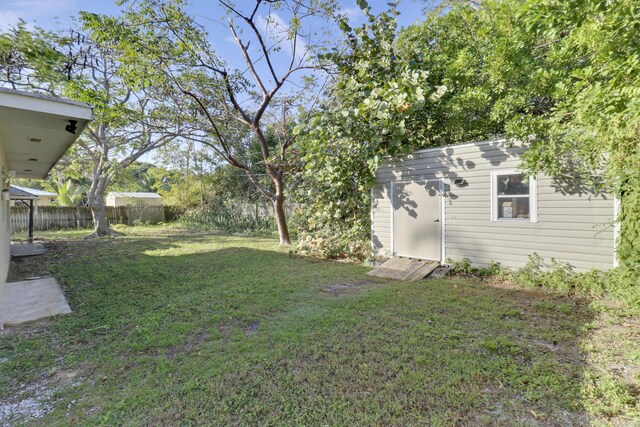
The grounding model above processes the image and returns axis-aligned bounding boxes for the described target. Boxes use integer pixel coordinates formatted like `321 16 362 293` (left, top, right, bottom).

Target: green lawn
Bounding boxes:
1 226 638 425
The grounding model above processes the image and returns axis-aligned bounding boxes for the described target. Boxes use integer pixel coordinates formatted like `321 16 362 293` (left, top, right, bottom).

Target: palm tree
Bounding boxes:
55 181 84 206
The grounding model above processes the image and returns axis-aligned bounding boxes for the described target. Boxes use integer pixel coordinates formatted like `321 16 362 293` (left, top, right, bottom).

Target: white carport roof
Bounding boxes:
9 184 56 203
0 88 92 179
107 192 162 198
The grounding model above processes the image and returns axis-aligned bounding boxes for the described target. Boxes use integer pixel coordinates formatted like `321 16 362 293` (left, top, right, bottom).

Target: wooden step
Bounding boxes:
366 257 439 282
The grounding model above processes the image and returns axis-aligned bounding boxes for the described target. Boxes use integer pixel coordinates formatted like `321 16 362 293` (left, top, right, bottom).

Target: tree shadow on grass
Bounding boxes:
264 278 598 425
1 235 604 425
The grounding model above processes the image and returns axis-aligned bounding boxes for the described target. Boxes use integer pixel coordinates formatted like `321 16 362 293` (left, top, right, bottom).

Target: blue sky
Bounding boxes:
0 0 427 33
0 0 429 89
0 0 430 163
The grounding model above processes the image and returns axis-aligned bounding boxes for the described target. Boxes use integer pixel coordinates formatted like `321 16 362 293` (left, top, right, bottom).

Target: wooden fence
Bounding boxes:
10 205 166 232
233 202 295 219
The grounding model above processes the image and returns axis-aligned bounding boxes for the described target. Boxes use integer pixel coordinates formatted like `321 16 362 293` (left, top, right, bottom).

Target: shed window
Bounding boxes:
491 170 537 222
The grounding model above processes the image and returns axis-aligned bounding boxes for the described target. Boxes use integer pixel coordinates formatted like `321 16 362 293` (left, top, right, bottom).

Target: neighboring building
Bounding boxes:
371 139 616 272
9 184 57 206
0 87 92 316
106 191 162 207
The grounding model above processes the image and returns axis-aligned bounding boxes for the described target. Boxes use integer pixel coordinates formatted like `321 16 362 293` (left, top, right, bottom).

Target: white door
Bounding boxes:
392 180 442 260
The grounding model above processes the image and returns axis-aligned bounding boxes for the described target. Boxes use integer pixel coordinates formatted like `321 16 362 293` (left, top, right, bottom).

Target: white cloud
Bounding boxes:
0 0 79 31
255 13 308 61
0 11 23 32
340 6 366 23
6 0 77 15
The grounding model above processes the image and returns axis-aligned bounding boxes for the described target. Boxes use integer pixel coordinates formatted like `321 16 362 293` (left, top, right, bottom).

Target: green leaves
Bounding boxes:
293 3 438 256
0 22 69 94
513 0 640 279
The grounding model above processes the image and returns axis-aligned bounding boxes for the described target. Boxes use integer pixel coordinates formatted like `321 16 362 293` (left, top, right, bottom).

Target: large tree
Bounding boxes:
85 0 340 245
0 21 185 236
294 3 446 257
513 0 640 284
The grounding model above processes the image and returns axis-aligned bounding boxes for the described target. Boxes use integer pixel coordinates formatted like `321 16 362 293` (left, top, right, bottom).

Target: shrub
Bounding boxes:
295 226 370 260
289 204 371 260
177 207 276 236
447 257 505 277
447 253 639 313
513 253 606 295
512 253 639 313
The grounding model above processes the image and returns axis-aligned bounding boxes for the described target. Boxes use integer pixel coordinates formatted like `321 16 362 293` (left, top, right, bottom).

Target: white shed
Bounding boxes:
371 139 616 272
106 191 162 207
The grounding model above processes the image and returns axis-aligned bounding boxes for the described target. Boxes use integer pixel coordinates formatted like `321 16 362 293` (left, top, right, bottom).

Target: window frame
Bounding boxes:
490 168 538 223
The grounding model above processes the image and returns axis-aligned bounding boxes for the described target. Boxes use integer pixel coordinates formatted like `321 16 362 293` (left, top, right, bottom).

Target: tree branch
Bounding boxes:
228 20 268 98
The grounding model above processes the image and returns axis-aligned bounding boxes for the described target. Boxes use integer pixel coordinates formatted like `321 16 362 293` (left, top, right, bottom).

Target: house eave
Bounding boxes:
0 89 93 179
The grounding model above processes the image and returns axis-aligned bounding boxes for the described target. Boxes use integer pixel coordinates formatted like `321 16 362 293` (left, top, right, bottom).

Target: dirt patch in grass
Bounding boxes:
0 381 55 425
0 367 84 425
6 254 49 283
7 238 96 282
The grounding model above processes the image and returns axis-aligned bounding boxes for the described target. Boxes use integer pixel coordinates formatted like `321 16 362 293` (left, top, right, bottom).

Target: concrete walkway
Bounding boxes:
0 277 71 328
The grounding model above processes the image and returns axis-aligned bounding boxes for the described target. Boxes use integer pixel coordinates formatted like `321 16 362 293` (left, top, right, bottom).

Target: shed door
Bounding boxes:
392 180 442 261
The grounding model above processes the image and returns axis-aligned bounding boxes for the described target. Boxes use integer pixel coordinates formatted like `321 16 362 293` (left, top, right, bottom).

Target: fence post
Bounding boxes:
28 200 34 243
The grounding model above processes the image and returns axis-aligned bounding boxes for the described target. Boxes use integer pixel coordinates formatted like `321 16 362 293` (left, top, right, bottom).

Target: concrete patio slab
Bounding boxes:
0 277 71 328
10 243 47 258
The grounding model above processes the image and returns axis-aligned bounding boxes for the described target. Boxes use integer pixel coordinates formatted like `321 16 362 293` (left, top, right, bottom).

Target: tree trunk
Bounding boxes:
86 174 121 238
272 176 291 246
90 198 111 236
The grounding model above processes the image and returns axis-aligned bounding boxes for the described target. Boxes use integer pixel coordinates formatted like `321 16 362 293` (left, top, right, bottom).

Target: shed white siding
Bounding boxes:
106 192 162 207
371 182 392 255
372 140 615 271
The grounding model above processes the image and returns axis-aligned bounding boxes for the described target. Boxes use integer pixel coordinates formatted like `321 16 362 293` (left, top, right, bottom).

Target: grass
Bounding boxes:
1 226 638 425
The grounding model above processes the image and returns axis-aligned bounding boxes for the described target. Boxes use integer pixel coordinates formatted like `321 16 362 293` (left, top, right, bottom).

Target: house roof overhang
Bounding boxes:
0 88 93 179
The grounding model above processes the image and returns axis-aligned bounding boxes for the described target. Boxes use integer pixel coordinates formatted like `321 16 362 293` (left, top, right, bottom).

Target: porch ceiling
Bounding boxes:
0 88 92 179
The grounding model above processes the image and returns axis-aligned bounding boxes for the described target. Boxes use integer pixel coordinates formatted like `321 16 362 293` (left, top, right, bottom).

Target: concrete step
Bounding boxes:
10 243 46 258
